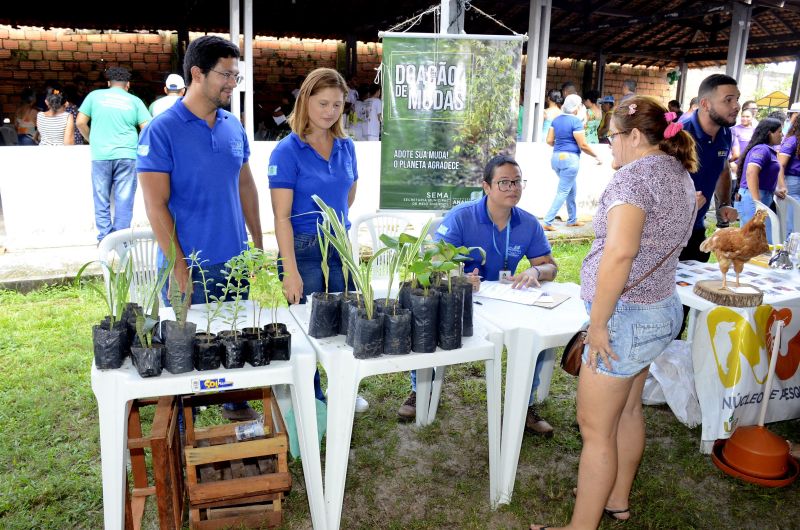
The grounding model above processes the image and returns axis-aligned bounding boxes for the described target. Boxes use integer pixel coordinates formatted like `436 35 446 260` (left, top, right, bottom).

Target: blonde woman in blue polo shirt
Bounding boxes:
268 68 368 411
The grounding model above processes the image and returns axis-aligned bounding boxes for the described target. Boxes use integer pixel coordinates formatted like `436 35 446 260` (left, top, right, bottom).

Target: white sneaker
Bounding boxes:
355 394 369 413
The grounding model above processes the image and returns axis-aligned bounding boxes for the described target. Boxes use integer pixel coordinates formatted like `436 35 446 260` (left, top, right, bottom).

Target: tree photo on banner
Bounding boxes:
380 33 523 210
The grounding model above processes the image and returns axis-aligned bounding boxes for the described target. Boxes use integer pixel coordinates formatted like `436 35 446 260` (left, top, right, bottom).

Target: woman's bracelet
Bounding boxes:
531 265 542 279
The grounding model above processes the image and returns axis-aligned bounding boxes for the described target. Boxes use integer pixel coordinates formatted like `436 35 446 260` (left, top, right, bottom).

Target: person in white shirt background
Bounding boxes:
364 83 382 141
149 74 185 118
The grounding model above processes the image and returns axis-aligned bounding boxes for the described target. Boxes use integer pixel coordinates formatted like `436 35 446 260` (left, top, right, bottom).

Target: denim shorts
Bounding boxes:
582 293 681 378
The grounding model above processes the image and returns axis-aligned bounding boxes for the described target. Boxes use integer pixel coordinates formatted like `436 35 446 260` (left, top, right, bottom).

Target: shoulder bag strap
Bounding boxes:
620 201 697 296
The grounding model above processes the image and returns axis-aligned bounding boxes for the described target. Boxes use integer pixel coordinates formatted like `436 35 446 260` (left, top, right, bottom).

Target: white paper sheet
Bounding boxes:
475 281 543 305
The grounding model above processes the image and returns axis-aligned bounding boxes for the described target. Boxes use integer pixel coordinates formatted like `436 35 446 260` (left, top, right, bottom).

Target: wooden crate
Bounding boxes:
182 387 291 530
125 396 185 530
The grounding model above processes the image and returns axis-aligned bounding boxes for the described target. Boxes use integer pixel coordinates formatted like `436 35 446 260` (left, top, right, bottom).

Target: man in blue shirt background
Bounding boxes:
138 36 263 421
677 74 740 339
680 73 740 262
398 155 560 437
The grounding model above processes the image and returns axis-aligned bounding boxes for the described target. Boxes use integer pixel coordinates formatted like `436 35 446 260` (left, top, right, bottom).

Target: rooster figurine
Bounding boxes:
699 209 769 289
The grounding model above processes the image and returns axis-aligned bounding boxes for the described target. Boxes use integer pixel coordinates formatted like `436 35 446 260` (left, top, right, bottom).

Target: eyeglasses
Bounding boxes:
495 179 527 191
209 69 243 85
607 130 630 143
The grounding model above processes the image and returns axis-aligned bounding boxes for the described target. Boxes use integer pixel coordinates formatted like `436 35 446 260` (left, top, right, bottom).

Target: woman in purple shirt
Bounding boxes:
531 97 697 530
730 108 755 185
734 118 784 243
778 118 800 234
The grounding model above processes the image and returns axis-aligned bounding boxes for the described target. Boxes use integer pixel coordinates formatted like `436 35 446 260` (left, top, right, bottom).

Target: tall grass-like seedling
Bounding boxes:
380 218 434 307
76 254 134 323
317 215 331 293
168 267 192 326
134 241 176 348
312 195 388 320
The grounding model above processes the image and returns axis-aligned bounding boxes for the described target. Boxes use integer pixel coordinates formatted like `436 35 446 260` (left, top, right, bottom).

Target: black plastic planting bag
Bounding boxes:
345 299 365 347
411 289 440 353
268 331 291 361
246 337 270 366
121 303 141 345
264 322 287 338
437 289 464 350
163 320 197 374
338 294 355 335
399 282 413 310
352 311 384 359
454 278 474 337
131 345 163 377
383 307 412 355
93 323 126 369
221 337 246 368
194 334 221 371
309 292 341 338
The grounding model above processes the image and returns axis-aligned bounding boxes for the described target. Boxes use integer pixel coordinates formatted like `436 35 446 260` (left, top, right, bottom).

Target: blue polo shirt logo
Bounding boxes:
230 139 244 157
437 224 449 235
137 144 149 156
508 244 522 258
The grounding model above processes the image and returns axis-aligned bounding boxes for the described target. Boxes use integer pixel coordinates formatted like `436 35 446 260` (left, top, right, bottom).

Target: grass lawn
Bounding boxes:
1 239 798 529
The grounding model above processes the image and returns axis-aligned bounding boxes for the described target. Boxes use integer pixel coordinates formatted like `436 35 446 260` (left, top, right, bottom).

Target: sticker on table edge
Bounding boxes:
191 377 235 392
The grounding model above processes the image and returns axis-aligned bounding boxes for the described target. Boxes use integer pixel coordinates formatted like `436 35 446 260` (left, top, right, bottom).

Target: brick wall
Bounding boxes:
543 58 676 103
1 25 674 123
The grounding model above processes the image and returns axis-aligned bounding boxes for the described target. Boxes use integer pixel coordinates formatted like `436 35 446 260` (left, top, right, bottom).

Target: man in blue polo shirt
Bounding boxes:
397 155 559 436
676 74 741 338
681 74 740 261
137 36 263 421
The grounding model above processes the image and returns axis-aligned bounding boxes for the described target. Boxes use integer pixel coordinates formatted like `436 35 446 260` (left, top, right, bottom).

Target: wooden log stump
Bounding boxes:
693 280 763 307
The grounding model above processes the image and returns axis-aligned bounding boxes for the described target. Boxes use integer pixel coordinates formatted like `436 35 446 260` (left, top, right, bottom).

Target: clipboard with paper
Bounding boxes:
474 281 570 308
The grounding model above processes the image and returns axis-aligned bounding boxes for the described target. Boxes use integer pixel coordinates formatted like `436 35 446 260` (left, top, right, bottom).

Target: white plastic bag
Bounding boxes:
642 372 666 405
646 340 702 428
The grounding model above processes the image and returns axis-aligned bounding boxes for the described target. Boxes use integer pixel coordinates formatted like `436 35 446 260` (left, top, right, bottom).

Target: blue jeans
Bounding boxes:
544 152 580 225
279 232 351 402
786 174 800 236
282 232 350 303
410 355 546 406
735 187 774 244
582 293 682 378
91 159 137 242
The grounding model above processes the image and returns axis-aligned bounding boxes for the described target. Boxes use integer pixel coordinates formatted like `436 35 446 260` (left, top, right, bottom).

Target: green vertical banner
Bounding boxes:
380 33 523 210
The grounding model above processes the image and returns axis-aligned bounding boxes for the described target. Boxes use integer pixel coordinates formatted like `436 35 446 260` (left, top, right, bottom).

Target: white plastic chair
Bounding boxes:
97 227 160 308
753 200 781 245
426 216 445 238
349 213 412 285
775 195 800 242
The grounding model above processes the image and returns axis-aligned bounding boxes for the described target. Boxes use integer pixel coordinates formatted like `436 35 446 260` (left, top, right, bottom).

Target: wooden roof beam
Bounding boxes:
610 32 800 54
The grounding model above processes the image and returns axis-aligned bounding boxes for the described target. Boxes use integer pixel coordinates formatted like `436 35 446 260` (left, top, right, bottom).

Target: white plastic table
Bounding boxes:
675 260 800 342
289 304 503 530
472 281 587 506
90 303 327 530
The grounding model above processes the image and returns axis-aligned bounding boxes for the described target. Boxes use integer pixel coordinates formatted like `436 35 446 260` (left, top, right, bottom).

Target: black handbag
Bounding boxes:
560 235 688 377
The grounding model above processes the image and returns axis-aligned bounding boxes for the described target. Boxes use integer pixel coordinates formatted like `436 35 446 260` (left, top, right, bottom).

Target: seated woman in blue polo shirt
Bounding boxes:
735 118 785 243
268 67 370 412
397 155 560 437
